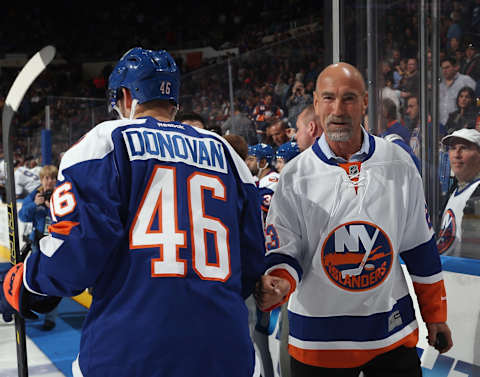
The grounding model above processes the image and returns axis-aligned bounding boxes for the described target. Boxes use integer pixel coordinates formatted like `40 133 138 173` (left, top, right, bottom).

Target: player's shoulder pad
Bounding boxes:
58 118 147 180
194 127 256 185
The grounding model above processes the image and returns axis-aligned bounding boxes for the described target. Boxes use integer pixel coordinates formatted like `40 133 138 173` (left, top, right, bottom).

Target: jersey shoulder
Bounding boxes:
58 118 147 180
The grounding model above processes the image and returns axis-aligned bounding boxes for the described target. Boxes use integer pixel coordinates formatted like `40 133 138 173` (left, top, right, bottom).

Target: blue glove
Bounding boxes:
1 263 61 321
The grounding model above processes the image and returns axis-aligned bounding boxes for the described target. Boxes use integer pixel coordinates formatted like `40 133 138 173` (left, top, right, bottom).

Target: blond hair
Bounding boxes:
39 165 58 180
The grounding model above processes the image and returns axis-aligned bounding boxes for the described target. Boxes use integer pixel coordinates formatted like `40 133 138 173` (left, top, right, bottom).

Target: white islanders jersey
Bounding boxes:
264 134 446 368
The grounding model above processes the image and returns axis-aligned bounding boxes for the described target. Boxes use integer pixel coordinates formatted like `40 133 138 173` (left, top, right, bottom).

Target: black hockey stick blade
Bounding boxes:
2 45 56 377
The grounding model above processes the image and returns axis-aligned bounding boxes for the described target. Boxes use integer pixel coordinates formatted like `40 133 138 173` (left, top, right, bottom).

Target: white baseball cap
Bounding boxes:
441 128 480 148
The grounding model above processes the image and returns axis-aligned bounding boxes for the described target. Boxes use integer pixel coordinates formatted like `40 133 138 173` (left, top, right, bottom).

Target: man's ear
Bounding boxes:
362 91 369 116
307 120 316 136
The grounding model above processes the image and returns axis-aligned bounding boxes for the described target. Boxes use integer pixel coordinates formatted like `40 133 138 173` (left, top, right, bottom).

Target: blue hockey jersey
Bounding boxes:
23 117 265 377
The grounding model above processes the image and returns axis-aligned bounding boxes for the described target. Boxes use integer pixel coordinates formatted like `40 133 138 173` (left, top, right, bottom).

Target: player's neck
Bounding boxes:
326 131 363 161
133 107 175 122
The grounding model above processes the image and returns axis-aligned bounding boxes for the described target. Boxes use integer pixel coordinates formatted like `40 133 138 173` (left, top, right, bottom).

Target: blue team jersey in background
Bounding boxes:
24 117 266 377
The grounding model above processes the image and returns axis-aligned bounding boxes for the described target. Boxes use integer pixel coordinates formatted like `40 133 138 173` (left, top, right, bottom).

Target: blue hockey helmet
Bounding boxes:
108 47 180 113
275 142 300 163
248 143 275 165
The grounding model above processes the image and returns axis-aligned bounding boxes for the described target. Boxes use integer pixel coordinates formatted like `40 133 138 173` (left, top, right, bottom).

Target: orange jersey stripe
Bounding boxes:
262 269 297 312
413 280 447 323
289 328 419 368
48 221 80 236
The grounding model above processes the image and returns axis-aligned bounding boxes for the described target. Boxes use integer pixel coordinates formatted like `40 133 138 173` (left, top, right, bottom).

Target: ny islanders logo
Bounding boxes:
437 209 456 254
321 221 393 291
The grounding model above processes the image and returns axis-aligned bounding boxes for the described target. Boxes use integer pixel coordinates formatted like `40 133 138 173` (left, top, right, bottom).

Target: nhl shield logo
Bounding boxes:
348 165 359 175
437 209 456 254
321 221 393 291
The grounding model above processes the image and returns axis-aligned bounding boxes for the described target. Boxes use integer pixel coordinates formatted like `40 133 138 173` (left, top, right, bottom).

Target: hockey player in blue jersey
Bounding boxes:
1 47 266 377
275 141 300 173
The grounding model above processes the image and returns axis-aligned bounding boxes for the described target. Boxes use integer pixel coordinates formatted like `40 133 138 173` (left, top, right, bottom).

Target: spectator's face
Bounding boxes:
407 59 417 73
450 37 459 50
466 47 476 59
457 90 473 109
246 155 259 176
448 140 480 182
441 61 456 80
264 95 272 105
406 97 419 121
269 124 288 146
392 50 400 61
41 175 56 191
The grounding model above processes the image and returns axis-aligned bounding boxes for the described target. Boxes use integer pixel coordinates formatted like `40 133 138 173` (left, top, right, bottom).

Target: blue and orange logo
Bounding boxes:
321 221 393 291
437 209 456 254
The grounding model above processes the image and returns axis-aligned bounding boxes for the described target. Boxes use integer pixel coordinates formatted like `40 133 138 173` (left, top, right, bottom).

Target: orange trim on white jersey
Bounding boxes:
288 328 419 368
413 280 447 323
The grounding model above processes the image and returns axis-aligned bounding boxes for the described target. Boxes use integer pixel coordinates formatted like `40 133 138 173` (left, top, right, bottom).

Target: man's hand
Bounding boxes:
254 274 291 312
34 192 45 206
426 322 453 353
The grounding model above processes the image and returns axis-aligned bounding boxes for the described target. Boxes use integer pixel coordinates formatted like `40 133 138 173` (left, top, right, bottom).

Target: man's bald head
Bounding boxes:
313 62 368 155
315 63 366 94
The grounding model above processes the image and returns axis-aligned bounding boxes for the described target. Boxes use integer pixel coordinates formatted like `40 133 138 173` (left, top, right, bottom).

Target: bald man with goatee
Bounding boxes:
255 62 452 377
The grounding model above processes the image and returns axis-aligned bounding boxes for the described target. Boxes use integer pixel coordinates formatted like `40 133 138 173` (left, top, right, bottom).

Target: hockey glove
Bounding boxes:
1 263 61 321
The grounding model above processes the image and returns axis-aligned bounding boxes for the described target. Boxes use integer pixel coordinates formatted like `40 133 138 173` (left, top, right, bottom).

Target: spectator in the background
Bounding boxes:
461 41 480 82
14 156 40 199
252 93 284 142
400 57 420 100
176 111 207 129
18 165 59 330
445 86 478 134
446 11 464 54
380 98 411 144
221 109 258 145
405 95 422 159
380 98 420 171
393 58 407 89
439 57 476 126
381 71 402 119
266 119 290 149
273 73 290 107
285 81 313 130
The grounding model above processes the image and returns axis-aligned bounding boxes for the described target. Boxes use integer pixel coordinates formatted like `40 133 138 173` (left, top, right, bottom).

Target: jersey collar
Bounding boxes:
312 126 375 165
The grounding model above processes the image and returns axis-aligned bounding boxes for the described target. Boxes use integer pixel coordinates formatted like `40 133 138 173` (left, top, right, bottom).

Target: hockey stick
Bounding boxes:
2 45 56 377
341 228 379 279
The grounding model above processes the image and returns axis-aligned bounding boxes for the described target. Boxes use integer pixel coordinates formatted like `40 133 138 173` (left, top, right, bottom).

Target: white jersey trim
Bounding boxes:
58 118 147 180
288 320 418 350
39 235 64 258
72 354 82 377
410 272 443 284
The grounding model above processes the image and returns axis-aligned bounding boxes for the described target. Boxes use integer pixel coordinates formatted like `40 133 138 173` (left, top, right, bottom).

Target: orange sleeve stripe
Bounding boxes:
3 263 24 312
262 269 297 312
413 280 447 323
289 329 419 368
48 221 80 236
